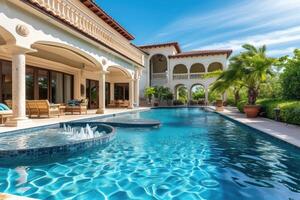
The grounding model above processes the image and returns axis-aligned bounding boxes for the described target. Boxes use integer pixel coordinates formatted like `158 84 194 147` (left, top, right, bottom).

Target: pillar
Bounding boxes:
110 82 114 101
5 49 31 127
128 79 134 109
96 72 106 114
134 70 140 107
205 88 209 105
134 78 140 107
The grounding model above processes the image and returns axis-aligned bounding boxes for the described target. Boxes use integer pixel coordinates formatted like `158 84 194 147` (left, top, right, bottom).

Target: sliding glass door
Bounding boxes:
0 59 74 104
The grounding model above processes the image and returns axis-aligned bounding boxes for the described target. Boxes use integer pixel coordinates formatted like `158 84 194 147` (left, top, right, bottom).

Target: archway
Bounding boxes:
190 63 205 79
173 64 188 80
174 84 188 103
149 54 168 86
106 66 133 109
208 62 223 72
190 84 205 105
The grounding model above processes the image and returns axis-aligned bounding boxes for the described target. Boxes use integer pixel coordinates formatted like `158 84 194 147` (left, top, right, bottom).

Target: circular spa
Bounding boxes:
0 123 115 166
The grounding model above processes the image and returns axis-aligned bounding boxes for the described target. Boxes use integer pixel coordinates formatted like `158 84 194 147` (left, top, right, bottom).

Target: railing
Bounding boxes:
152 73 167 79
173 73 189 80
29 0 143 65
190 73 205 79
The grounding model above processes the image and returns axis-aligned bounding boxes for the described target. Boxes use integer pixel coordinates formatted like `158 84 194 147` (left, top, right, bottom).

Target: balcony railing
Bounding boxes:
152 73 167 79
173 73 189 80
28 0 143 65
190 73 205 79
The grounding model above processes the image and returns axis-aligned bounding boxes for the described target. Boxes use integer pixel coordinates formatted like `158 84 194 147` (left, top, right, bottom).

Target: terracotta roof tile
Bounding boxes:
139 42 181 53
169 50 232 58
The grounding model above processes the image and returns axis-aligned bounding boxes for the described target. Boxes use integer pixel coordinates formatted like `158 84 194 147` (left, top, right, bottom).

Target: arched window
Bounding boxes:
173 64 188 74
190 63 205 73
149 54 168 73
208 62 223 72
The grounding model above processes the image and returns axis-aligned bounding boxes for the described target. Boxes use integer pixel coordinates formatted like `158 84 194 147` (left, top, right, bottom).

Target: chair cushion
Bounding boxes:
0 103 10 111
67 99 81 106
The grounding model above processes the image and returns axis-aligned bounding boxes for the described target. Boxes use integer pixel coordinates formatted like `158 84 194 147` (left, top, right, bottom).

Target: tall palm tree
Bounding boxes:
211 44 275 105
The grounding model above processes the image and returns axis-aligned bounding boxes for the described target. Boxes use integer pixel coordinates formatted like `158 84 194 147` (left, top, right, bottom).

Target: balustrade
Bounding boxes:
29 0 143 65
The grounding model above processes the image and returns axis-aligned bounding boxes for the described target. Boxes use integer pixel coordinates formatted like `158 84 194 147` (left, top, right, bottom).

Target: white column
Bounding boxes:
134 78 140 107
205 88 209 105
110 82 114 101
96 72 106 114
128 79 134 109
5 50 31 127
134 70 140 107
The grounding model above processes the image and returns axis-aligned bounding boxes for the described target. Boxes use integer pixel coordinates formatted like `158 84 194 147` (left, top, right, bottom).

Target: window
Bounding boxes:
51 72 63 103
26 67 34 100
38 69 49 100
0 60 12 102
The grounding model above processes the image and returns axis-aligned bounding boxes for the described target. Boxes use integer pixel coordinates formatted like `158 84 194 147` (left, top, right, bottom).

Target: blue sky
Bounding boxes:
98 0 300 56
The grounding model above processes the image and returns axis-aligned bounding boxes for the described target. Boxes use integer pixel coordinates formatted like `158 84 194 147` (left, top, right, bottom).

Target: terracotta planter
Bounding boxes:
216 100 223 107
244 105 261 118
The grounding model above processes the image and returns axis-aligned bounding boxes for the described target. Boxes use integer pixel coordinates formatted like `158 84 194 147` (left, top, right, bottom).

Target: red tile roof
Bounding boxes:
169 50 232 58
80 0 135 40
139 42 182 53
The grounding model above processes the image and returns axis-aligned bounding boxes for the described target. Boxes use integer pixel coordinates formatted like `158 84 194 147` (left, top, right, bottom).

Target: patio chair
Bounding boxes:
108 100 116 108
26 100 39 118
120 100 129 108
65 99 88 115
35 100 60 118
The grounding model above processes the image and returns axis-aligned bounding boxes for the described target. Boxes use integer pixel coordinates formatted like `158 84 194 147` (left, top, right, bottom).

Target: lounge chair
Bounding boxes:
0 103 12 124
4 100 12 109
65 99 88 115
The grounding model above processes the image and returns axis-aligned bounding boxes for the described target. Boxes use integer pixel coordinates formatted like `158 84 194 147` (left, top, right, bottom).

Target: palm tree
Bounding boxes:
211 44 275 105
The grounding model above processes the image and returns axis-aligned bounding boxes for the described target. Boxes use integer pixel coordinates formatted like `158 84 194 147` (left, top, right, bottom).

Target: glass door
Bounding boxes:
86 79 99 109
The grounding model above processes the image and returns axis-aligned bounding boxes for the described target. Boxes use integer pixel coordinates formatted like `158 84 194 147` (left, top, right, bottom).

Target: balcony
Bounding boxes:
173 73 206 80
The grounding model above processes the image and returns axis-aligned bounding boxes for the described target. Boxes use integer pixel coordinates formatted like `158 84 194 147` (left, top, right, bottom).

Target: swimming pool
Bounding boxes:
0 108 299 199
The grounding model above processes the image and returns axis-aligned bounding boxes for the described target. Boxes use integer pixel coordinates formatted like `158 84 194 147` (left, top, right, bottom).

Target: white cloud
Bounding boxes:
152 0 300 56
156 0 300 37
196 26 300 54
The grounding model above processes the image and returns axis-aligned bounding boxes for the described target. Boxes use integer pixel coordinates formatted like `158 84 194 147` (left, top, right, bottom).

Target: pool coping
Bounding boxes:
207 106 300 148
0 108 150 135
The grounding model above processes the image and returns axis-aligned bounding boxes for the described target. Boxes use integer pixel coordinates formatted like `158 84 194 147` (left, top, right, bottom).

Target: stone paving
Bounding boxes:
0 108 150 134
214 106 300 148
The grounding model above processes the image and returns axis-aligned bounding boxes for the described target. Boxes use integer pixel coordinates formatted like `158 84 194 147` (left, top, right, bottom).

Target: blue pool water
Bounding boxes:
0 108 299 199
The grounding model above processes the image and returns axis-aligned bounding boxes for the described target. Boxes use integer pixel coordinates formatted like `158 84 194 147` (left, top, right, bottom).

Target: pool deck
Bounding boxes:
212 106 300 148
0 107 150 134
0 193 35 200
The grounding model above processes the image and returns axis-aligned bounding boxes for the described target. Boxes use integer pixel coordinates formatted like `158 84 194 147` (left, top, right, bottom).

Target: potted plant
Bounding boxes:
144 87 155 105
209 44 275 118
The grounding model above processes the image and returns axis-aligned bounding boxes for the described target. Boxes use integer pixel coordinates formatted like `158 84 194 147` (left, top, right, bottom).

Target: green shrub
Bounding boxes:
173 99 185 106
237 100 247 113
257 99 300 125
279 49 300 99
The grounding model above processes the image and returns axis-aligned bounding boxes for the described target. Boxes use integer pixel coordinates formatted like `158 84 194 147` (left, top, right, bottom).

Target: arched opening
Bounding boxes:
0 27 16 103
173 64 188 80
208 62 223 72
175 84 188 103
190 63 205 79
31 41 102 71
0 26 16 46
190 84 205 105
149 54 168 86
106 66 133 108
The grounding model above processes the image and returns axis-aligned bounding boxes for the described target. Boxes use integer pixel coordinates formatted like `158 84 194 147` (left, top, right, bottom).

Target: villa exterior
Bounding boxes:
0 0 231 127
139 42 232 103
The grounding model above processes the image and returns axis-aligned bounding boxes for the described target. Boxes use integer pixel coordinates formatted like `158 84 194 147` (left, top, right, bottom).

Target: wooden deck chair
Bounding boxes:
36 100 60 118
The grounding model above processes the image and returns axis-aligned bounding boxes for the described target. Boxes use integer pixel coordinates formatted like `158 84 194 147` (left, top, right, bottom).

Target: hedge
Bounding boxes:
236 99 300 125
257 99 300 125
